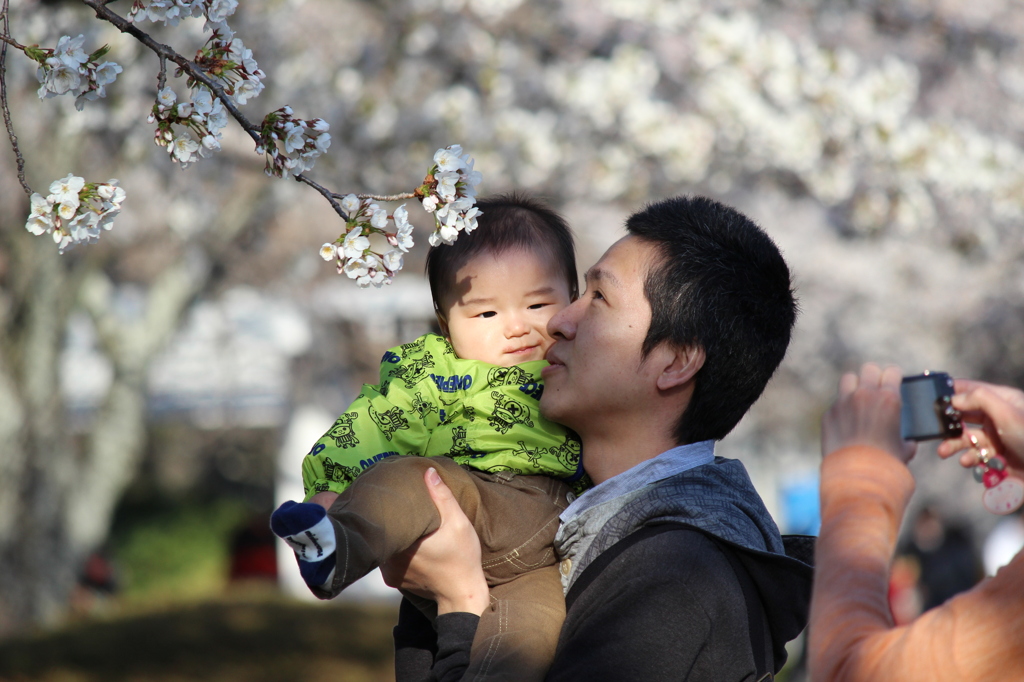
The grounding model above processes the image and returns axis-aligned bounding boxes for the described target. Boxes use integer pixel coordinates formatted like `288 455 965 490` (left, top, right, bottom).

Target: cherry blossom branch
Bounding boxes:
156 54 166 92
0 31 27 51
79 0 348 218
8 0 482 282
354 192 417 201
80 0 260 139
0 0 32 197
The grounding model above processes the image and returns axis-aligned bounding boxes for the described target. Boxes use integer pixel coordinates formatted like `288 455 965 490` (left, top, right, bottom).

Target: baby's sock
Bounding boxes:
270 500 336 590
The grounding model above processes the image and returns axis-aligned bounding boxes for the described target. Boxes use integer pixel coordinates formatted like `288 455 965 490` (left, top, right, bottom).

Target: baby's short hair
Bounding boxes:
426 193 579 313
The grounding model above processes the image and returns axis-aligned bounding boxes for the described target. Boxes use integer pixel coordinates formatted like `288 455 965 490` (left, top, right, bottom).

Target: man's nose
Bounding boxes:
547 299 580 341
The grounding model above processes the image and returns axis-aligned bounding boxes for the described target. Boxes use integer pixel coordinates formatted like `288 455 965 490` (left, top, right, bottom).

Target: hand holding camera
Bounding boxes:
821 363 917 464
824 365 1024 515
936 380 1024 472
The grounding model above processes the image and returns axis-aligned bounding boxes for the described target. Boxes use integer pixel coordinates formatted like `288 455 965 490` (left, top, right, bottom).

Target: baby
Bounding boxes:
271 194 588 681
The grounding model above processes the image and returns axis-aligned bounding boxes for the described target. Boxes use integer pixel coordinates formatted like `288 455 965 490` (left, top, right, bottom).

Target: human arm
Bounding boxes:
379 466 489 616
809 364 1024 682
382 467 488 682
393 598 482 682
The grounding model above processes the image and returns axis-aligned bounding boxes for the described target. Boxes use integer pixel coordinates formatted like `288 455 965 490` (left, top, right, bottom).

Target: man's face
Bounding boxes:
540 236 658 433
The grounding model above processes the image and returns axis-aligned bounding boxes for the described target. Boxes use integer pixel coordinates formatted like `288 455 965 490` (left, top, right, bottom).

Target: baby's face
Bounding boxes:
440 248 573 367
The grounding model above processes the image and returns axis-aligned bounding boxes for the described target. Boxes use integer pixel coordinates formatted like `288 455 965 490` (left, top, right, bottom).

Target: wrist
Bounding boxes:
436 580 489 617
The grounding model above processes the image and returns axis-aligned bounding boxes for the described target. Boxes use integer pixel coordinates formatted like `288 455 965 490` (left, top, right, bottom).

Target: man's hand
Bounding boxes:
379 467 490 616
822 363 916 463
937 379 1024 477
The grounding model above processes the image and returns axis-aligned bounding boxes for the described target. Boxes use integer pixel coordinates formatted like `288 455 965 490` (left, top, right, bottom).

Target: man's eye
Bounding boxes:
591 290 604 301
478 311 497 318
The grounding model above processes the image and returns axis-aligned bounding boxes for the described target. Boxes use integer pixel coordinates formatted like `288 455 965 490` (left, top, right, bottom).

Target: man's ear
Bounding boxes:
656 345 705 392
435 309 451 339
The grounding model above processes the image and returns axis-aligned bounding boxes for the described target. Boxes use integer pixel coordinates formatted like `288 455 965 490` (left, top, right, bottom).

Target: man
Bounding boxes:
387 196 814 681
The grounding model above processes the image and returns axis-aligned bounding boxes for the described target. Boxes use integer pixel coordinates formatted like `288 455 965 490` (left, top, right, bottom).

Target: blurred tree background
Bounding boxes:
2 0 1023 679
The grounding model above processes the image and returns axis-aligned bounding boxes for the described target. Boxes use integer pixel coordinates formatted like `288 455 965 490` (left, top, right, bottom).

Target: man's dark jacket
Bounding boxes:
394 458 815 681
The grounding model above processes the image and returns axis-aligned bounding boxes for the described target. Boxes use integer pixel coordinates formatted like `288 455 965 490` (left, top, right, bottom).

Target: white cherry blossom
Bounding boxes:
54 35 88 69
233 77 263 105
94 62 123 87
341 194 361 216
320 243 338 261
44 62 81 96
343 256 369 281
383 249 404 272
48 174 85 206
191 87 214 115
157 87 177 109
283 123 306 153
26 214 53 236
343 227 370 259
172 134 200 165
370 207 389 229
57 202 77 221
206 0 238 23
433 145 466 172
435 171 460 201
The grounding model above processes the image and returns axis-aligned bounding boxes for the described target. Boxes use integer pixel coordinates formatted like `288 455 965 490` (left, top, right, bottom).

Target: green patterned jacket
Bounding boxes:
302 333 588 500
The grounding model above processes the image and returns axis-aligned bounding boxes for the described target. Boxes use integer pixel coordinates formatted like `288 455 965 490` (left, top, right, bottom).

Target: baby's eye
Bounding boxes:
528 303 550 310
478 311 497 318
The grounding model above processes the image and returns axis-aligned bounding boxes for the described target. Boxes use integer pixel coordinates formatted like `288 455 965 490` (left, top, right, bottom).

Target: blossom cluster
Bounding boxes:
25 175 126 254
29 35 123 111
417 145 482 246
147 86 229 168
257 107 331 178
315 146 483 287
191 33 266 106
126 0 239 36
320 196 413 288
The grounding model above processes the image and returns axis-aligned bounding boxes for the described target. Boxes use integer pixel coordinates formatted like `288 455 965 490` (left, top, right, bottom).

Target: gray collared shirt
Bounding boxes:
560 440 716 524
555 440 716 592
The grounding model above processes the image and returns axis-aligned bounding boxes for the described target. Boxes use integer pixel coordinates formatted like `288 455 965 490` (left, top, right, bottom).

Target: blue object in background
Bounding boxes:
781 473 821 536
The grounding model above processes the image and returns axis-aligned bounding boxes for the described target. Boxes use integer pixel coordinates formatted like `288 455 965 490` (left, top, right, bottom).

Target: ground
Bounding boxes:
0 594 400 682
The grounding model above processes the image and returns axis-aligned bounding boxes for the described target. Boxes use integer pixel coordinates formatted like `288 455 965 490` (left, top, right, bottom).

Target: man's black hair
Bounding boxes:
626 195 797 444
426 193 579 313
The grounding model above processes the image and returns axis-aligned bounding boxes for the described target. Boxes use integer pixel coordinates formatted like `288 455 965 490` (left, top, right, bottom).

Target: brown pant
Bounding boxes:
321 455 572 682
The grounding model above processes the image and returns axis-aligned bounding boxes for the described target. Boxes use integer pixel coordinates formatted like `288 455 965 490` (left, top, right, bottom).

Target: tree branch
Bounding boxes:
355 192 417 202
80 0 261 141
79 0 351 219
0 0 32 197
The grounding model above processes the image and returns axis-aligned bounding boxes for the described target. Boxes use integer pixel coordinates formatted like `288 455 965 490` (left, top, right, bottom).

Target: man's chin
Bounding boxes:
539 391 569 423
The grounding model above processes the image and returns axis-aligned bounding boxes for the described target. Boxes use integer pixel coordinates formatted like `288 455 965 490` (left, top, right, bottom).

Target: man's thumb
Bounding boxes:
424 467 456 510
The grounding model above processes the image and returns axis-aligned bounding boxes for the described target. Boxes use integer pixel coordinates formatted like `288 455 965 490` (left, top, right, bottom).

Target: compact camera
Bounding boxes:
900 371 964 441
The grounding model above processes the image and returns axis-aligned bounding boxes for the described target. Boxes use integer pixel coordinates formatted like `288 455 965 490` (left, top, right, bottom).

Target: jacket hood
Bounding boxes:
581 457 814 671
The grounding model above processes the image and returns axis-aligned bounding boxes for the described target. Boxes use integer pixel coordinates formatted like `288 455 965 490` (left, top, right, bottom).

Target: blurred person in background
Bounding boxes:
811 366 1024 680
897 504 982 614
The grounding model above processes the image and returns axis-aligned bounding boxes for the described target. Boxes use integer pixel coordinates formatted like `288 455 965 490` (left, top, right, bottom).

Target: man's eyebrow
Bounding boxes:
584 267 621 287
